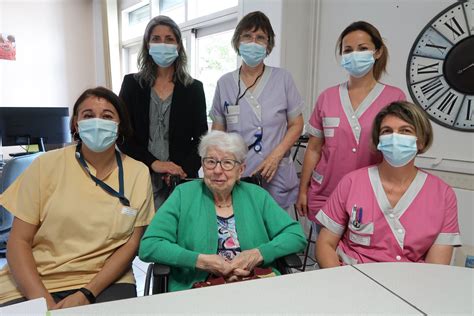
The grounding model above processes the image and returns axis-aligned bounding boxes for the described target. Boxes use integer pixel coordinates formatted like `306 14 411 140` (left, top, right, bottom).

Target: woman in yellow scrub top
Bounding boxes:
0 87 154 310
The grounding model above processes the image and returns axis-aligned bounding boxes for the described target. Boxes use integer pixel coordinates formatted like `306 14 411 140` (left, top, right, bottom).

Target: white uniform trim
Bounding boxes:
306 124 323 138
336 246 358 265
368 166 427 250
434 232 462 246
339 82 385 144
316 209 345 236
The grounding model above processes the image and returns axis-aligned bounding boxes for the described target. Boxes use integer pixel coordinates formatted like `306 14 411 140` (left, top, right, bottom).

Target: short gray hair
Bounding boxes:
198 131 248 162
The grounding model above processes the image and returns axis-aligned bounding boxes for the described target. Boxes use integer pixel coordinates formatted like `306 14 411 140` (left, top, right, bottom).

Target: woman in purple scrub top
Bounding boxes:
315 101 461 267
210 11 304 210
296 21 406 222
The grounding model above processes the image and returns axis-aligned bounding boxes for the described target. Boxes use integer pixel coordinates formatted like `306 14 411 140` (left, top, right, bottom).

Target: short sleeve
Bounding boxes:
434 186 462 246
0 157 42 225
306 93 324 138
315 174 352 236
134 167 155 227
284 70 303 120
209 80 225 125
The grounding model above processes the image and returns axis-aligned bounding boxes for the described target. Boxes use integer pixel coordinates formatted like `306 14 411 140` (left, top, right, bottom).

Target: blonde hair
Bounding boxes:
372 101 433 154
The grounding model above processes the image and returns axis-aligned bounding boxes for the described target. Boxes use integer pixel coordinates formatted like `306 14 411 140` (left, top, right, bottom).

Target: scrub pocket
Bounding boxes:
225 104 240 127
109 205 138 239
322 117 340 143
347 207 374 247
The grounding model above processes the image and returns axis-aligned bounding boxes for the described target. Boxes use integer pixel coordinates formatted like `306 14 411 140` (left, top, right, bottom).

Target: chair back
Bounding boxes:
0 152 43 248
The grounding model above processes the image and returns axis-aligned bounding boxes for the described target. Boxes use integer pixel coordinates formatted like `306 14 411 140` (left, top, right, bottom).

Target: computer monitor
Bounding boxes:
0 107 71 152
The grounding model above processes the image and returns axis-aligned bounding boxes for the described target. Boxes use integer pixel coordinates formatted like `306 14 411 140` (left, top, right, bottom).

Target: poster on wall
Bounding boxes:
0 33 16 61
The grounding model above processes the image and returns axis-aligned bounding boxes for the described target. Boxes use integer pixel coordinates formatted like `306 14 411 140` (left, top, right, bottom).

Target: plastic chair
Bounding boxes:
143 174 303 295
0 152 43 255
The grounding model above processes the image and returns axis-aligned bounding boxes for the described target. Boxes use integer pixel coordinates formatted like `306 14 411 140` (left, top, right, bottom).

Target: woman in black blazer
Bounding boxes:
119 15 208 208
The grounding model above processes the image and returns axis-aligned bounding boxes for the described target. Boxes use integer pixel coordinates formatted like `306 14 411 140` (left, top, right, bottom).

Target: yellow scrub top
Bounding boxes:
0 145 155 303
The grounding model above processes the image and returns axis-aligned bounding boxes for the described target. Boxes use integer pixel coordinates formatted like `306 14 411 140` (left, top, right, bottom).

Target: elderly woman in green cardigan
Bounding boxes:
139 130 306 291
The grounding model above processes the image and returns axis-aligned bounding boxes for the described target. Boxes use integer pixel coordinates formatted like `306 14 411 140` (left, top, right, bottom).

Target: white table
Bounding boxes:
354 262 474 315
50 265 421 314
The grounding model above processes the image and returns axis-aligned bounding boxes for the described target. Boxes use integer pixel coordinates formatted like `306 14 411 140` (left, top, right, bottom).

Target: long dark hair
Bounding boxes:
70 87 132 141
136 15 193 88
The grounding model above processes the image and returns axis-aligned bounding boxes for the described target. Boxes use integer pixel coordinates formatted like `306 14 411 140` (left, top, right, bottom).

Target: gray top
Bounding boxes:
148 89 172 161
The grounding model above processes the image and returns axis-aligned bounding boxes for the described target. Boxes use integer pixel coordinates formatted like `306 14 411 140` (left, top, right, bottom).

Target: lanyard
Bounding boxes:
235 65 265 105
75 143 130 207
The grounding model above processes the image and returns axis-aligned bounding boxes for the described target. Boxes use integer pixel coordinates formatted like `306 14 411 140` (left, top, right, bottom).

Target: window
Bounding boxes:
159 0 185 24
121 1 151 42
119 0 239 120
187 0 238 20
195 29 236 116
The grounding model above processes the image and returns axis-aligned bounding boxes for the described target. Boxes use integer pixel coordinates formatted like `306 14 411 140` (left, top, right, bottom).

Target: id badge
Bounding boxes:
227 104 240 115
225 104 239 125
121 206 137 217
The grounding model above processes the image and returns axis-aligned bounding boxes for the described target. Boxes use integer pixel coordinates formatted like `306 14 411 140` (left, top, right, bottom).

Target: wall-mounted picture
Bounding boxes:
0 33 16 61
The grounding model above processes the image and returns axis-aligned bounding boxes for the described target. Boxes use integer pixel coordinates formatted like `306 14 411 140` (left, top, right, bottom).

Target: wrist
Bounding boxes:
77 287 96 304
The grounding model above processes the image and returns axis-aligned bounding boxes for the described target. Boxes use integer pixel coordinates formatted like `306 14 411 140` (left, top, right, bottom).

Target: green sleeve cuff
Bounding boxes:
176 249 200 270
257 244 276 265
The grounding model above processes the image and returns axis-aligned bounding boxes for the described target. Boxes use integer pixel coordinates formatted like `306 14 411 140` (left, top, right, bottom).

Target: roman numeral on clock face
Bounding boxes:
417 62 440 74
444 16 465 40
437 91 458 115
420 77 444 100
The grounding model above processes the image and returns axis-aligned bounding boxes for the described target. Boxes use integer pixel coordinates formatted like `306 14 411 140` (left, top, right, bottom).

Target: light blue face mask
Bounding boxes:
340 50 375 78
239 42 266 67
78 118 118 153
377 133 418 167
149 43 179 68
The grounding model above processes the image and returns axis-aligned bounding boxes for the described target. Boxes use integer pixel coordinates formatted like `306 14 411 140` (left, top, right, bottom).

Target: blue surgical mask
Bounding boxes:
377 133 418 167
239 42 266 67
78 118 118 153
149 43 178 68
340 50 375 78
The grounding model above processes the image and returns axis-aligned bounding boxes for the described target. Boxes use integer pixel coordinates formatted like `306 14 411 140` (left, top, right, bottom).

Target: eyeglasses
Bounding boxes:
202 157 241 171
240 33 268 45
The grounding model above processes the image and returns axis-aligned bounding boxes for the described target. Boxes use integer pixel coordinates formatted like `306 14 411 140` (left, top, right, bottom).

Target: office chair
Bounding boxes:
143 174 303 295
0 152 43 256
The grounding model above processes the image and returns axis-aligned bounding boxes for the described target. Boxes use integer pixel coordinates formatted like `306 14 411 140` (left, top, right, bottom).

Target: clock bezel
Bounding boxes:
406 0 473 132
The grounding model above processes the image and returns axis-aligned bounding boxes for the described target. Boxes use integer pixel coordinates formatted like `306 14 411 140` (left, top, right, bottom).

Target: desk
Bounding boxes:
49 264 474 315
354 262 474 315
50 265 420 314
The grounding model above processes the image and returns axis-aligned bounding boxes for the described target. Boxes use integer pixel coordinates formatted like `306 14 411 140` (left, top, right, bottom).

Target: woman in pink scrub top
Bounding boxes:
315 101 461 267
296 21 405 221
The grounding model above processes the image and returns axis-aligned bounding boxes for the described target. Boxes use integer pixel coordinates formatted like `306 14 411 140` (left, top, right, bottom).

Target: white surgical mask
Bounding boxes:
149 43 178 68
377 133 418 167
78 118 118 153
340 50 375 78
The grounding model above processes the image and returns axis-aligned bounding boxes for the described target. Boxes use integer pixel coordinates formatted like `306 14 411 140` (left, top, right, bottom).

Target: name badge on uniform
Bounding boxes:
227 104 240 115
121 206 137 217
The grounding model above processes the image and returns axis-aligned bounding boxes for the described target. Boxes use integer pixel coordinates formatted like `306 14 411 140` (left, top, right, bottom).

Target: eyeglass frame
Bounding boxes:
239 32 268 45
202 157 242 171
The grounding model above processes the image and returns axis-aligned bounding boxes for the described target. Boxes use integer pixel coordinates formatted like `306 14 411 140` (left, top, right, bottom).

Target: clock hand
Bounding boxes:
457 62 474 74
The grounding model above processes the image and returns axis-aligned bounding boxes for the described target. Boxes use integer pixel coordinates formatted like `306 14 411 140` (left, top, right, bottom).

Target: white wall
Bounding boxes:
0 0 100 108
276 0 473 250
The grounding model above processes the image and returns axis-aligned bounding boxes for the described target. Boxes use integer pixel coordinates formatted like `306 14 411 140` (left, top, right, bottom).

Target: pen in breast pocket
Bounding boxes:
224 101 229 113
358 207 363 224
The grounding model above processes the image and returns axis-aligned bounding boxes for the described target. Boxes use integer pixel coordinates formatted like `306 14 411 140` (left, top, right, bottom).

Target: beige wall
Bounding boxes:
0 0 99 108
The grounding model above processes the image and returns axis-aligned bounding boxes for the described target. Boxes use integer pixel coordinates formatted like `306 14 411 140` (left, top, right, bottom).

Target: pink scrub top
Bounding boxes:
306 82 406 220
316 166 462 264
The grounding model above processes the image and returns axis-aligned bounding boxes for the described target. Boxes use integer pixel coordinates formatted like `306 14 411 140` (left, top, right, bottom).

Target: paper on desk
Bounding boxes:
0 297 47 315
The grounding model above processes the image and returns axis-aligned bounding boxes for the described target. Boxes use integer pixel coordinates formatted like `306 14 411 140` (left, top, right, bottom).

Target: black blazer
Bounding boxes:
119 74 208 177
